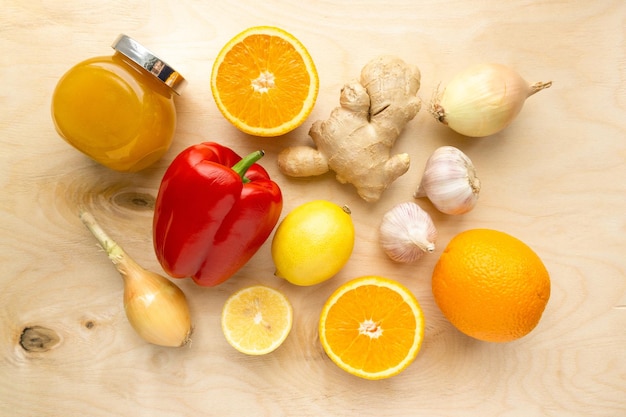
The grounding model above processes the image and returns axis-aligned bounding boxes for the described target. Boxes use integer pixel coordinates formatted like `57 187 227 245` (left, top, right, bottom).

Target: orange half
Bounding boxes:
211 26 319 137
319 276 425 380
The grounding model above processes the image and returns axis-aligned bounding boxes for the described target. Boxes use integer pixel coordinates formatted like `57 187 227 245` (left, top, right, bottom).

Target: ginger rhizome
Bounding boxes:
277 56 421 202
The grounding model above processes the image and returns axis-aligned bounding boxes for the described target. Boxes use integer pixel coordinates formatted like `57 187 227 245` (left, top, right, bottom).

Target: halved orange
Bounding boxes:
319 276 425 380
210 26 319 137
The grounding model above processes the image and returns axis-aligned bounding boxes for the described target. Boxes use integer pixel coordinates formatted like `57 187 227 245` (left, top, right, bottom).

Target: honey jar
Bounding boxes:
51 35 186 172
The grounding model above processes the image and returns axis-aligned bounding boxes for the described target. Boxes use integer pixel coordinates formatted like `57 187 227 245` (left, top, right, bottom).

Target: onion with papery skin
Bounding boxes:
80 211 192 347
379 202 437 263
430 63 552 137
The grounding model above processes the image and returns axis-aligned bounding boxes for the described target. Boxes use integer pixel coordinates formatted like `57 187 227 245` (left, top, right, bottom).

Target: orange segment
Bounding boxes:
319 276 425 380
211 26 319 137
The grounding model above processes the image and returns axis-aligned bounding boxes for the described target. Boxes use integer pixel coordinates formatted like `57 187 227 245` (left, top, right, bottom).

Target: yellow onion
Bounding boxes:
430 63 552 137
80 211 192 347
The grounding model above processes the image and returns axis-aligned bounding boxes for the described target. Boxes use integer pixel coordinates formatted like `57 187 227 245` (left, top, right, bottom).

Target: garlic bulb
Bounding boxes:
379 202 437 263
414 146 480 215
430 63 552 137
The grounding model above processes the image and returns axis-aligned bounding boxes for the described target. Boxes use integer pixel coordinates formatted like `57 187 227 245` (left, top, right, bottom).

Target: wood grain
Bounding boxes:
1 1 625 416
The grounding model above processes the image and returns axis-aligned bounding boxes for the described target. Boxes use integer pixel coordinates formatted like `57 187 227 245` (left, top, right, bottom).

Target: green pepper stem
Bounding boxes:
231 150 265 183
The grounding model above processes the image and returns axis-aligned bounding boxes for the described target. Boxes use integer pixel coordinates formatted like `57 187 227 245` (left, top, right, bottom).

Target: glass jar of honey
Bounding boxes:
51 35 187 172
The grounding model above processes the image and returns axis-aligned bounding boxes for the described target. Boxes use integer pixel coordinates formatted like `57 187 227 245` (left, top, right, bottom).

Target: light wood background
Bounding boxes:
1 1 625 416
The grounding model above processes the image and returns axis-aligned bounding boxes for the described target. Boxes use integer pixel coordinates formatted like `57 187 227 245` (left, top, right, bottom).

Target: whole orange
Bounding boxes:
432 229 550 342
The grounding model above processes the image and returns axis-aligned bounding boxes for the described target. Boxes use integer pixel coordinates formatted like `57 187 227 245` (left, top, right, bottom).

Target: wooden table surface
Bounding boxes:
1 1 625 416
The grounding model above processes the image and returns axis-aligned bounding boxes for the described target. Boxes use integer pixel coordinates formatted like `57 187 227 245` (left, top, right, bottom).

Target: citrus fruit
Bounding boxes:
271 200 355 286
210 26 319 137
221 285 293 355
432 228 550 343
319 276 425 380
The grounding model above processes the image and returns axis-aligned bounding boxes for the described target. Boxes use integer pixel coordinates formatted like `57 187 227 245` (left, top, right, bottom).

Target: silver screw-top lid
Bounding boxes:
112 34 187 95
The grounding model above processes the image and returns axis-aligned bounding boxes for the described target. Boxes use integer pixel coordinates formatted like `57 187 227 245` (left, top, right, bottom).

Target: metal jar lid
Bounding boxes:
112 34 187 95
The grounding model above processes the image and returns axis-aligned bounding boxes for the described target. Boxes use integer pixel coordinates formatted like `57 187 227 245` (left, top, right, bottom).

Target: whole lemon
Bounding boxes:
432 229 551 343
271 200 355 286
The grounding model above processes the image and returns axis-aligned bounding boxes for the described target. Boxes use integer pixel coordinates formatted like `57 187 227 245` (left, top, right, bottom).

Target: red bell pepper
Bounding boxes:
153 142 283 286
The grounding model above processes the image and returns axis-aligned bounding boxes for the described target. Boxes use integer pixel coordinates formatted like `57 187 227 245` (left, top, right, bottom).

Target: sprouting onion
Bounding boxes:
80 210 192 347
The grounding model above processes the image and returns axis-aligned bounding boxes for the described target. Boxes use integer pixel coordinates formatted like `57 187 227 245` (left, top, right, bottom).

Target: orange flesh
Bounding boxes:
323 284 418 374
213 32 313 131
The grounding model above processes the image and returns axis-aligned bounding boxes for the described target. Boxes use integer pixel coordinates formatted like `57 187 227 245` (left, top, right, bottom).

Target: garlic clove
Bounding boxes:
430 63 552 137
379 202 437 263
414 146 480 215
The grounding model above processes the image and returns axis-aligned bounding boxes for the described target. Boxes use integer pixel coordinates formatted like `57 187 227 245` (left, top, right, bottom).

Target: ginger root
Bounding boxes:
277 55 421 202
